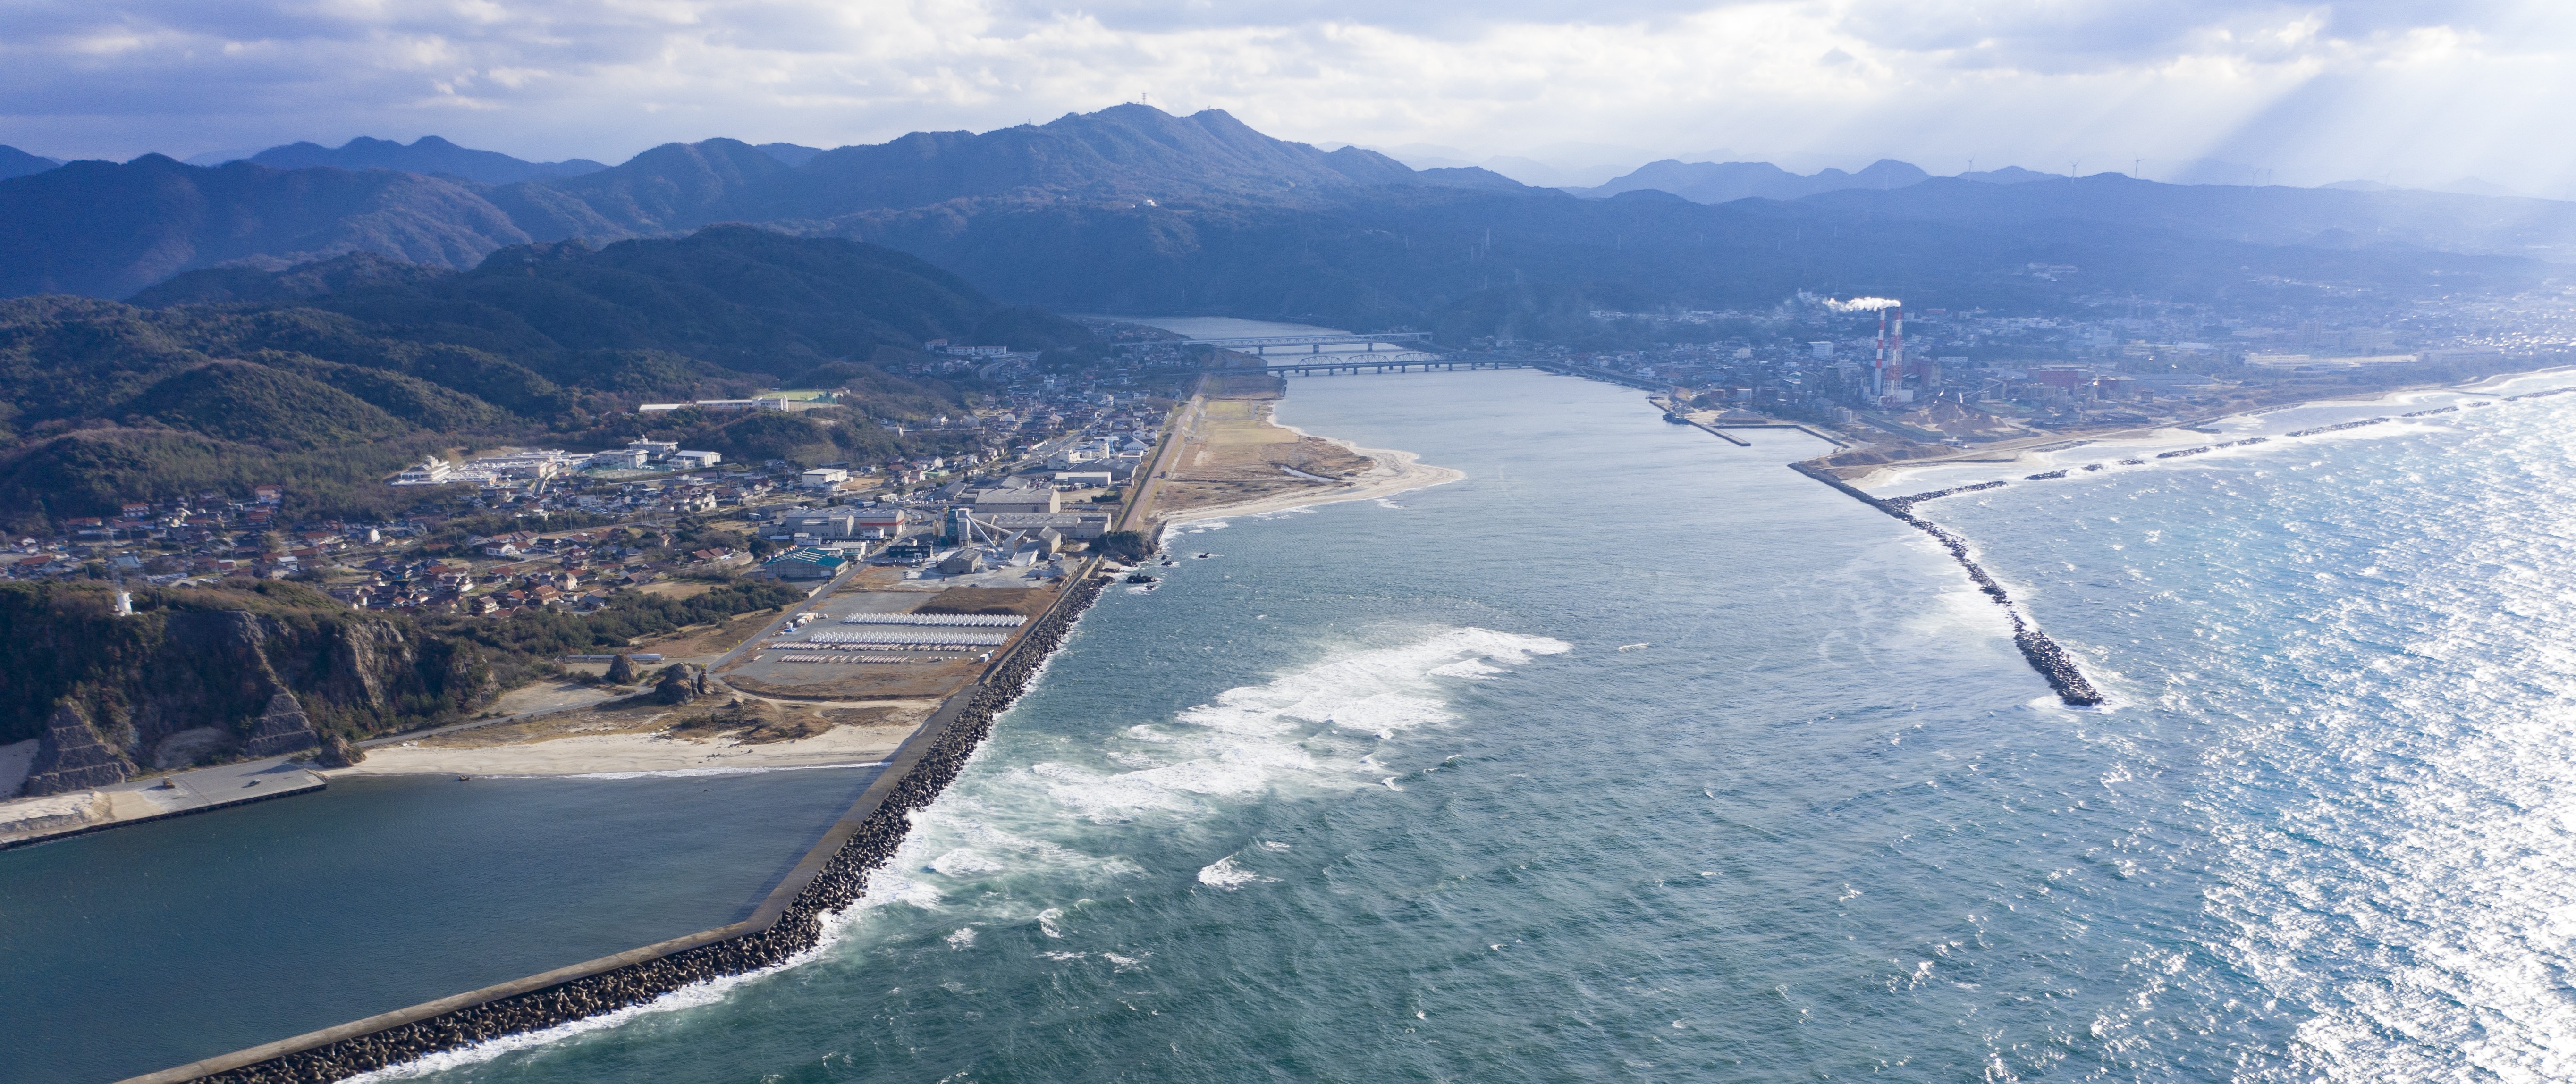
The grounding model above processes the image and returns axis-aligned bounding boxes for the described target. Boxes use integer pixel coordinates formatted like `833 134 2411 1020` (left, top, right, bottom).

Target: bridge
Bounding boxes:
1167 332 1439 354
1259 357 1533 376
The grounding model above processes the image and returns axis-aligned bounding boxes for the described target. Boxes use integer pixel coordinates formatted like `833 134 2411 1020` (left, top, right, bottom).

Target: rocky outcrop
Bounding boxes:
241 693 321 758
605 654 639 685
655 664 711 705
4 581 495 778
22 702 133 797
315 732 364 768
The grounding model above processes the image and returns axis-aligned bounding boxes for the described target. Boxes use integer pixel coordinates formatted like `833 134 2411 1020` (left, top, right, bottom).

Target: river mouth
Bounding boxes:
29 365 2576 1083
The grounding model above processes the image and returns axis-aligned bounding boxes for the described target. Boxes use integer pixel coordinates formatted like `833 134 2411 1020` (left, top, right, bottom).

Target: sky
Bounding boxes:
4 0 2572 195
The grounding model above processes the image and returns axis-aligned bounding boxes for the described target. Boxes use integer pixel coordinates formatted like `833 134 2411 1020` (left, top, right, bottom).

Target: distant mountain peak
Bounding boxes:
244 136 609 185
1579 158 1931 204
0 145 61 181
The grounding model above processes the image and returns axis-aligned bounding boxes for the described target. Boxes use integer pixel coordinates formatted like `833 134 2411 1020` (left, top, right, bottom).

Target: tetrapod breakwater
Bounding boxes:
133 573 1114 1084
1791 463 2103 706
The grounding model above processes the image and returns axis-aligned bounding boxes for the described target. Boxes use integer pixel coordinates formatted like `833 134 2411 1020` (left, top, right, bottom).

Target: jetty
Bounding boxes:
1 759 325 852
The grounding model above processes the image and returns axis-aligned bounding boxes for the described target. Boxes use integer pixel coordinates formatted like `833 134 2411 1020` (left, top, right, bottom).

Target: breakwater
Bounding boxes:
1791 463 2103 706
2287 417 2389 438
143 573 1113 1084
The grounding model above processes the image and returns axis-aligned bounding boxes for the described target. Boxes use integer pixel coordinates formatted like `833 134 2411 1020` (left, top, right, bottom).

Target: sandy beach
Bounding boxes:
337 695 937 777
1163 429 1463 523
336 726 907 777
1839 366 2576 496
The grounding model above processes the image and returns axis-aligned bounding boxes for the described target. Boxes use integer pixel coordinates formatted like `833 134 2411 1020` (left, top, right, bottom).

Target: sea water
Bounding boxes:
1 767 884 1083
352 362 2576 1084
49 367 2576 1082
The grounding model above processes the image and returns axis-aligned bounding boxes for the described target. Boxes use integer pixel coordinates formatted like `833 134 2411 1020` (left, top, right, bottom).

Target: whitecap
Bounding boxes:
929 849 1006 877
1197 855 1276 890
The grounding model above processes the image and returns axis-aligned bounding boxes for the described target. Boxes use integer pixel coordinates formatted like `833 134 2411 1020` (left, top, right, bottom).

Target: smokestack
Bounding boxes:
1874 309 1889 396
1892 305 1905 390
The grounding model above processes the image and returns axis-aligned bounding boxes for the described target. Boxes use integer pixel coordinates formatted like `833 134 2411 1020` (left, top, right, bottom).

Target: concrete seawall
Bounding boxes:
1790 463 2103 706
0 767 327 855
129 571 1114 1084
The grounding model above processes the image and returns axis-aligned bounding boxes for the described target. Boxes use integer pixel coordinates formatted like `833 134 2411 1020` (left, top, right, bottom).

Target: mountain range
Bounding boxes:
1 105 2570 331
244 136 608 185
1578 159 1933 202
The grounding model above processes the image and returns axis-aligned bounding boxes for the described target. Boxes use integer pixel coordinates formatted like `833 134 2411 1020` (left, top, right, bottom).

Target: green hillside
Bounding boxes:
0 226 1091 528
118 360 410 447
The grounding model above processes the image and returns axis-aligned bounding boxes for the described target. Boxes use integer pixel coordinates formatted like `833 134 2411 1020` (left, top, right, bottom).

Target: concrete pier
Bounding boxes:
1 759 325 852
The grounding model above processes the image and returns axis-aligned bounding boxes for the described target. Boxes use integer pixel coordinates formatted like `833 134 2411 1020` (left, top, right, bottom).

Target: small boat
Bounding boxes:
1618 643 1651 652
1194 553 1215 559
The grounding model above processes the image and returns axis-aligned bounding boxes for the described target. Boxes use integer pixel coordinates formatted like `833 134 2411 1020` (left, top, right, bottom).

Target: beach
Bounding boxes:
1148 376 1464 524
1164 428 1463 523
1838 366 2576 496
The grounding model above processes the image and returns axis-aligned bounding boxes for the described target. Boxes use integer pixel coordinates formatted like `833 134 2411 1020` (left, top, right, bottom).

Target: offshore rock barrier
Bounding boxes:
1792 463 2103 706
1881 479 2007 513
2287 417 2389 437
193 574 1112 1084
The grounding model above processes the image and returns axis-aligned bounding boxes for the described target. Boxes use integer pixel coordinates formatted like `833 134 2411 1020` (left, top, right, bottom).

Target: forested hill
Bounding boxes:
0 226 1093 529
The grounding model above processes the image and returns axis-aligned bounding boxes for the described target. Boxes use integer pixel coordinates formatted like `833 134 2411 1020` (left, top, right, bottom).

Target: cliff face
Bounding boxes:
2 581 496 796
21 702 134 794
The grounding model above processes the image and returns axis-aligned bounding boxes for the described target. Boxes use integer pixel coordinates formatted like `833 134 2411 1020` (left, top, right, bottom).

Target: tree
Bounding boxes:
1096 530 1153 562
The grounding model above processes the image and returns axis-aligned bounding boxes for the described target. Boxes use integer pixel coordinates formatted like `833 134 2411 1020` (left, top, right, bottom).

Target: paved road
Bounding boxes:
1116 378 1208 534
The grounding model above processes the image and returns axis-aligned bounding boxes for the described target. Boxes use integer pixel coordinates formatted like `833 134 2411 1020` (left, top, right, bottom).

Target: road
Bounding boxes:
1115 375 1208 534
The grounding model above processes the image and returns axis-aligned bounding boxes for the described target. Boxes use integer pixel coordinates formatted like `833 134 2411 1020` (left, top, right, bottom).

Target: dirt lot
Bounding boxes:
918 587 1051 616
637 608 789 662
633 579 718 600
719 659 985 700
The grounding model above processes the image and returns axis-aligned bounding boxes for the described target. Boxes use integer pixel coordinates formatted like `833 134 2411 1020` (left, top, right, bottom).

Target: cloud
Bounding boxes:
0 0 2567 195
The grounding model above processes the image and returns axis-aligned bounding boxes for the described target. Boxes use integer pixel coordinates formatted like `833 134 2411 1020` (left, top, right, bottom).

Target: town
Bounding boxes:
15 291 2576 608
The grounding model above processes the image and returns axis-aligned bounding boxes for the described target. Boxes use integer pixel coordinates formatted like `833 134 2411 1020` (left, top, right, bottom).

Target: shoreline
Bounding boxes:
1159 424 1464 525
1763 366 2576 708
142 571 1114 1084
328 725 912 779
1839 365 2576 493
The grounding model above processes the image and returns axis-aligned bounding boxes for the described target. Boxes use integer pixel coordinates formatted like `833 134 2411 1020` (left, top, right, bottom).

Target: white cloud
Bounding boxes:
0 0 2567 194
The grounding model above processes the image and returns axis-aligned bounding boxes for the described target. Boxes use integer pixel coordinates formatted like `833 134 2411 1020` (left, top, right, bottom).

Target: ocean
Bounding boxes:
26 366 2576 1082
